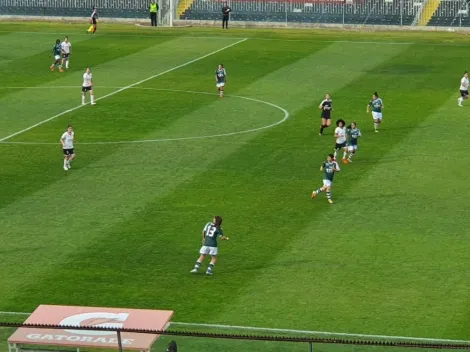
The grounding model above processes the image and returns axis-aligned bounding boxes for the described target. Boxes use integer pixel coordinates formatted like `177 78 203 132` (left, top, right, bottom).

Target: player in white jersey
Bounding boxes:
333 119 348 164
60 36 72 70
458 71 469 107
82 67 96 105
60 125 75 171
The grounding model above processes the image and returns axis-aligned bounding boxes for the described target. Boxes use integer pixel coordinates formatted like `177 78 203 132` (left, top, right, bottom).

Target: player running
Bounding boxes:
50 39 64 72
458 71 469 107
311 154 340 204
334 118 348 164
190 216 230 275
319 93 332 135
367 92 384 132
215 64 227 98
346 122 362 162
61 36 72 70
82 67 96 105
60 125 75 171
87 7 98 34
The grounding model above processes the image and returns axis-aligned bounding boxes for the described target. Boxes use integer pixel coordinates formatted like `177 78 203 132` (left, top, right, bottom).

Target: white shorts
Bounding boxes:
322 179 332 187
348 145 358 152
216 82 225 88
54 55 61 60
199 246 218 256
372 111 383 120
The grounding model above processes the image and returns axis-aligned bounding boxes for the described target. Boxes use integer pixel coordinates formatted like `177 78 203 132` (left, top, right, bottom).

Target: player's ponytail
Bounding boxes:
214 216 223 228
374 92 379 97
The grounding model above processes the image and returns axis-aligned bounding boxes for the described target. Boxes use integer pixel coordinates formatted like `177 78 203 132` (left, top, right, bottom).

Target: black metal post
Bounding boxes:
309 342 313 352
117 331 124 352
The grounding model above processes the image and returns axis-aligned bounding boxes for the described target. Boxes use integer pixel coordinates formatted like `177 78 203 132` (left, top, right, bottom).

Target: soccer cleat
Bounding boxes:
66 162 71 169
63 166 69 171
190 269 198 273
328 199 334 204
205 271 213 275
459 104 463 107
375 130 379 133
311 191 317 199
91 102 96 105
347 159 353 163
59 68 64 73
50 66 55 71
342 158 348 164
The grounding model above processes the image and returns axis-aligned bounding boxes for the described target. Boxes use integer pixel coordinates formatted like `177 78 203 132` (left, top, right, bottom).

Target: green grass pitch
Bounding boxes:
0 21 469 351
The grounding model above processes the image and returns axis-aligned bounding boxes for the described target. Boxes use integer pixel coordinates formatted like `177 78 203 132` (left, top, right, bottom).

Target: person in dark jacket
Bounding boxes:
166 341 177 352
222 2 231 29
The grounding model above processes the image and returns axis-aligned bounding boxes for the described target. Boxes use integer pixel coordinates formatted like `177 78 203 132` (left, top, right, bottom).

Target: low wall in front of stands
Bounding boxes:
1 14 470 32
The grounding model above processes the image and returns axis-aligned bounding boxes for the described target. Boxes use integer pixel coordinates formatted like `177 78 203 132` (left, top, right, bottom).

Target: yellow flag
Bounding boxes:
87 25 94 32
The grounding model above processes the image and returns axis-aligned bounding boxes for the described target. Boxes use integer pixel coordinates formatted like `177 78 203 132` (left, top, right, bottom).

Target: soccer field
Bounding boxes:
0 22 469 351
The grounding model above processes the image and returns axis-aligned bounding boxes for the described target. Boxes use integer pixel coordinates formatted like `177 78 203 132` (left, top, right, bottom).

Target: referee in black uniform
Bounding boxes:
222 2 231 29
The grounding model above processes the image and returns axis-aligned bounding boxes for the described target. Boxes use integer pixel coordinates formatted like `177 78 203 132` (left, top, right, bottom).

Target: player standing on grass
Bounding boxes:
319 93 332 135
311 154 340 204
61 36 72 70
82 67 96 105
190 216 229 275
333 118 348 164
50 39 64 72
458 71 469 107
367 92 383 132
61 125 75 171
215 64 227 98
346 122 361 163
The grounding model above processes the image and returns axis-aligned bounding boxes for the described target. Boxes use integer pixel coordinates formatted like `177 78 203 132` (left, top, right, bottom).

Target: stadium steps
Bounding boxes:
418 0 441 25
177 0 196 18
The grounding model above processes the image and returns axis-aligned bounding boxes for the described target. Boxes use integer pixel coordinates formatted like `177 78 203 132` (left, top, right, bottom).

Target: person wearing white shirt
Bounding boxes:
60 125 75 171
458 71 469 107
82 67 96 106
61 36 72 70
334 118 348 163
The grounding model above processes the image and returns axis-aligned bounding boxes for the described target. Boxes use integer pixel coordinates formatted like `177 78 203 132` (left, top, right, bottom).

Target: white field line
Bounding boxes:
0 38 248 143
0 87 289 146
0 311 468 343
0 30 466 46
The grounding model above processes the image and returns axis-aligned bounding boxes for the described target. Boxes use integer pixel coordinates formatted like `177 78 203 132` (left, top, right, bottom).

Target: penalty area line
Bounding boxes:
0 38 248 143
0 312 467 344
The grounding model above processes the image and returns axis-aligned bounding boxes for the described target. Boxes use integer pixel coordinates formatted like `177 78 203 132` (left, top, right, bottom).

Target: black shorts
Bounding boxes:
82 86 93 93
62 53 70 59
335 142 347 150
92 18 97 24
321 112 331 120
460 90 468 97
63 148 74 156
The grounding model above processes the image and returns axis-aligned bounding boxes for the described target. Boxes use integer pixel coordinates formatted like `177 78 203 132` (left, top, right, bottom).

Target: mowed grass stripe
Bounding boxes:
0 39 327 310
0 43 410 317
209 46 469 338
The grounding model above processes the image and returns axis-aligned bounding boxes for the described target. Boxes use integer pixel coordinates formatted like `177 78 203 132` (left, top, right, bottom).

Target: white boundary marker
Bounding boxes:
0 38 248 143
0 87 289 145
0 29 465 46
0 311 468 343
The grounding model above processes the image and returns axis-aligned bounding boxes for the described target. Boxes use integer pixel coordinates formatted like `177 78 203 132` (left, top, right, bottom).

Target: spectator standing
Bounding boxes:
149 0 159 26
222 1 231 29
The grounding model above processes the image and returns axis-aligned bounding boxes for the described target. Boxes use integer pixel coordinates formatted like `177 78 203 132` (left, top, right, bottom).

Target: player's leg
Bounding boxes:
312 181 327 199
82 89 87 105
67 150 76 169
89 88 96 105
347 145 356 162
326 184 333 204
319 117 326 135
342 145 348 164
191 251 207 273
65 55 70 69
219 83 224 98
333 145 340 161
63 151 70 170
206 254 218 275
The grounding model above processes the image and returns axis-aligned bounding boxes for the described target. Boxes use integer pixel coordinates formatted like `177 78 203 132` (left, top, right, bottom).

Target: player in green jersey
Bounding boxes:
311 153 340 204
49 39 64 72
367 92 384 133
190 216 229 275
215 64 227 98
345 122 362 162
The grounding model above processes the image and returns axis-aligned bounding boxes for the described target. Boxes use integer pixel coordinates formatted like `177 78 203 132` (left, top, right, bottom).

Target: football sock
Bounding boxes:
315 188 323 194
193 262 201 270
326 192 332 200
90 95 95 104
348 151 355 160
333 150 338 159
82 95 85 104
374 122 379 131
63 159 67 167
206 263 214 273
459 97 463 104
343 151 347 159
319 126 324 134
66 61 69 69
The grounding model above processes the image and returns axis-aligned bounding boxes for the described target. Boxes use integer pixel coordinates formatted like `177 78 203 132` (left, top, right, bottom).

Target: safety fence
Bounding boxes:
1 321 470 352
